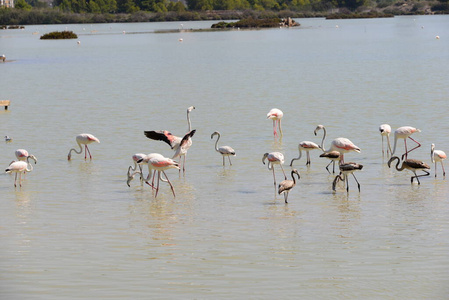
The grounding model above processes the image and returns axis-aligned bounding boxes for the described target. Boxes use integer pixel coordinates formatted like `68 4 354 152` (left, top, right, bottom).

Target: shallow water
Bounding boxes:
1 16 449 299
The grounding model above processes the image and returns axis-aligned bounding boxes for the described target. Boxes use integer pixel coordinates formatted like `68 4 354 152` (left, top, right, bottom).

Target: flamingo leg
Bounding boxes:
441 161 446 177
222 156 225 166
163 170 176 198
14 172 18 187
155 171 160 197
85 145 93 160
272 167 277 190
381 136 385 156
352 173 361 192
278 119 283 137
403 137 421 160
279 164 287 180
345 174 349 192
228 156 232 166
284 192 288 203
306 151 311 166
272 120 277 137
325 161 332 174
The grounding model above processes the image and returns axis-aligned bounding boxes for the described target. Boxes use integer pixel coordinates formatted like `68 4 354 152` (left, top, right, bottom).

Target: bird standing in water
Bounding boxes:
379 124 392 157
392 126 421 160
278 169 300 203
431 144 446 177
388 156 430 184
332 162 363 192
267 108 283 138
68 133 100 160
211 131 236 166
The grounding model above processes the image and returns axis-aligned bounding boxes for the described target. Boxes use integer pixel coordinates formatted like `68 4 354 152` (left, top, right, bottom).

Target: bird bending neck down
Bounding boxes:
332 162 363 192
388 156 430 184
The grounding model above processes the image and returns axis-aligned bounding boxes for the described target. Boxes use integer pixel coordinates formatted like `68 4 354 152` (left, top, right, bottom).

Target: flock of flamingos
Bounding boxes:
4 106 447 201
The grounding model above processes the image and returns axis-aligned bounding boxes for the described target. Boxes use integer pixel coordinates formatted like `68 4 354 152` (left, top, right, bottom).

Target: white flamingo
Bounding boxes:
6 156 34 187
68 133 100 160
267 108 283 138
290 141 321 166
431 143 446 177
211 131 236 166
392 126 421 160
379 124 392 156
144 106 195 173
263 152 287 192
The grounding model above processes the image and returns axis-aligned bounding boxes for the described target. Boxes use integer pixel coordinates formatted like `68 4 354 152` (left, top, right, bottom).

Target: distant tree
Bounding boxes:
167 1 186 11
15 0 33 10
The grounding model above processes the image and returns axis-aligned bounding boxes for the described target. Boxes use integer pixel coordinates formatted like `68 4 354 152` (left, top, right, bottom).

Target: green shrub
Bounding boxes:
40 30 78 39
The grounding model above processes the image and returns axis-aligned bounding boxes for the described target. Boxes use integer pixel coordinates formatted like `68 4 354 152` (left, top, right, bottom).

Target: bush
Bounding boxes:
40 30 78 39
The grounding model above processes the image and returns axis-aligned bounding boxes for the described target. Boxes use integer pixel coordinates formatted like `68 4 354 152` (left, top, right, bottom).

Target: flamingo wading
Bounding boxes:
267 108 283 138
263 152 287 192
278 169 300 203
332 162 363 192
379 124 392 157
290 141 321 166
6 156 34 187
211 131 236 166
392 126 421 160
431 143 446 177
68 133 100 160
144 106 195 174
388 156 430 184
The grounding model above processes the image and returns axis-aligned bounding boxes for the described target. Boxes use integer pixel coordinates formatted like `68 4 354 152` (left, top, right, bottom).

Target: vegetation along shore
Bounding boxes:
0 0 448 26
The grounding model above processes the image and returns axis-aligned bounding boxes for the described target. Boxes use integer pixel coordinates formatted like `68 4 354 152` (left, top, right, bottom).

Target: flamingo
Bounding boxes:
392 126 421 160
144 154 180 197
126 153 147 186
172 130 196 173
5 156 34 187
278 169 300 203
262 152 287 192
388 156 430 184
314 124 340 173
319 151 341 174
379 124 392 157
13 149 37 177
330 137 361 163
144 106 195 173
431 143 446 177
211 131 236 166
267 108 283 138
128 153 168 188
332 162 363 192
15 149 38 163
290 141 321 166
68 133 100 160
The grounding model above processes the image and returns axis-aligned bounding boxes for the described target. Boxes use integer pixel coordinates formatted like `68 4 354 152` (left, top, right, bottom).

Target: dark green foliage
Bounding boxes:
40 30 78 39
326 10 394 18
211 17 282 28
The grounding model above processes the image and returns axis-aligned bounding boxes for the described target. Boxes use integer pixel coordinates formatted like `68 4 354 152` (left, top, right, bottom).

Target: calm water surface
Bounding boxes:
1 16 449 299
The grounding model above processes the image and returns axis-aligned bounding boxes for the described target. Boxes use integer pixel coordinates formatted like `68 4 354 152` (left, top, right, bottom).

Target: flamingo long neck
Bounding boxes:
213 133 220 152
392 134 399 155
68 141 83 157
393 157 405 171
291 171 297 185
187 110 192 132
386 133 392 154
26 157 34 172
320 127 327 151
291 148 303 163
431 146 435 163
